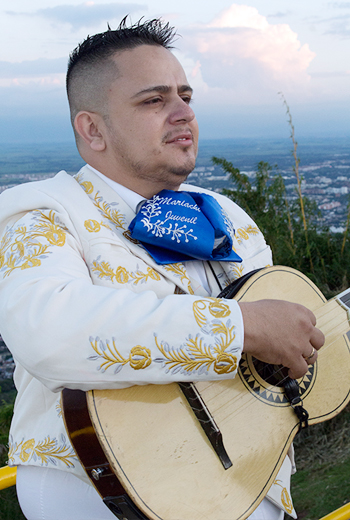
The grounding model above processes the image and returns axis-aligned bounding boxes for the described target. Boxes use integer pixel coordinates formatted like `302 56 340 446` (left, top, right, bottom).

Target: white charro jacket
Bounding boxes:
0 165 296 517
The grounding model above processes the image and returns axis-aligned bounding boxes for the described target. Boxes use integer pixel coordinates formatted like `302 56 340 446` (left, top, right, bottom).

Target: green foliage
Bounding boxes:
213 156 350 298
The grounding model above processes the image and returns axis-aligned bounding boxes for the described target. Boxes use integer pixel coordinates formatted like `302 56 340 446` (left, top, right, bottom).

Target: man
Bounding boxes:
0 18 323 520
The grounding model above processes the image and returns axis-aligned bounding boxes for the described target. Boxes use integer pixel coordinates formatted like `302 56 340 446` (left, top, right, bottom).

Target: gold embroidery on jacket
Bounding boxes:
84 219 112 233
89 337 152 373
154 335 237 375
227 263 244 283
8 436 76 468
273 479 294 514
75 174 126 231
87 301 238 377
164 263 194 294
154 298 237 376
0 210 67 277
235 225 259 244
93 192 126 230
91 260 161 285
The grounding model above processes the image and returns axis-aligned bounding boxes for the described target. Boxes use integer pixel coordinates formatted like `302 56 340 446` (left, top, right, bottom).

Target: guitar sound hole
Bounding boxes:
252 359 288 387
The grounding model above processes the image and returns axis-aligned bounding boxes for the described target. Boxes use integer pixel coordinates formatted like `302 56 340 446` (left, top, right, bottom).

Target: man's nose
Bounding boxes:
168 98 196 125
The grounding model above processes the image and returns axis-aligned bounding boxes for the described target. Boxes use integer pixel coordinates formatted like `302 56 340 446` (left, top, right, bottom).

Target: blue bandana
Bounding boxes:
128 190 242 265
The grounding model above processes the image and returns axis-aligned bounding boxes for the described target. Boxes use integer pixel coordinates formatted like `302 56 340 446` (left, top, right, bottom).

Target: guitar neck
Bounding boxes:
336 287 350 315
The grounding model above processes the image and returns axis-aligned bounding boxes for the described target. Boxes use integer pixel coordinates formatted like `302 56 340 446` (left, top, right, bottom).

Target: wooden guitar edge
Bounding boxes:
61 388 149 520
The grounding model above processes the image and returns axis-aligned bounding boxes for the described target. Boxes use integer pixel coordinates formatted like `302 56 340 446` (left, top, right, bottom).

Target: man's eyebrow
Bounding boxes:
132 84 193 98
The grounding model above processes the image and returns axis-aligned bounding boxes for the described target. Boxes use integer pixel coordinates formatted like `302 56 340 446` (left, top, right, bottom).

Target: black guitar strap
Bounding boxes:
283 377 309 432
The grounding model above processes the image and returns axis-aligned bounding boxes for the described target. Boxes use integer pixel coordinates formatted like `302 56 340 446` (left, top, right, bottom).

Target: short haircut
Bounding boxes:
66 17 177 127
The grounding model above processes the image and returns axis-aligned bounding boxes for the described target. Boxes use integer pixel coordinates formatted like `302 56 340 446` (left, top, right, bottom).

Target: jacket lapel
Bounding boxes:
75 166 197 295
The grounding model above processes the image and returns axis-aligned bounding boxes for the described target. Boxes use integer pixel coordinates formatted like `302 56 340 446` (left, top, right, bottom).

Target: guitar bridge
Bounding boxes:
179 382 233 470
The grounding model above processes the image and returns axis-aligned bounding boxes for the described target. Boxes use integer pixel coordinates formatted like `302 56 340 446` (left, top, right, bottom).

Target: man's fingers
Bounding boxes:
288 357 310 380
311 327 325 350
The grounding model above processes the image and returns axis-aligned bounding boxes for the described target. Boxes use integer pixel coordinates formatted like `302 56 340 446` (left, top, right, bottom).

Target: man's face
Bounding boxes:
102 45 199 197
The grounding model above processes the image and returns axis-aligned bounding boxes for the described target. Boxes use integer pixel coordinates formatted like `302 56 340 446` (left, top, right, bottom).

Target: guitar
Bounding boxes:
62 266 350 520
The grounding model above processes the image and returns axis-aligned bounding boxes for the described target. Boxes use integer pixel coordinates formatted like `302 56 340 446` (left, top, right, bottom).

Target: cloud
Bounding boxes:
266 12 292 20
0 58 67 79
331 2 350 8
179 4 315 104
325 15 350 38
6 2 147 30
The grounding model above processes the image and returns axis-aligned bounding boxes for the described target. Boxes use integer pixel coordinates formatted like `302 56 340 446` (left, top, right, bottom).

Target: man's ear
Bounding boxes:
74 111 107 152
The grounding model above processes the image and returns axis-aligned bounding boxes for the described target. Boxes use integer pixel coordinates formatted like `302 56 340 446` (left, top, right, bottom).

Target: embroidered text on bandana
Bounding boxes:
128 190 243 265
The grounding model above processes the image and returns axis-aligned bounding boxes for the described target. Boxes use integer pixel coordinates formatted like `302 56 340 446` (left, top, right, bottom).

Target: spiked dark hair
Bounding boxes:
66 17 177 90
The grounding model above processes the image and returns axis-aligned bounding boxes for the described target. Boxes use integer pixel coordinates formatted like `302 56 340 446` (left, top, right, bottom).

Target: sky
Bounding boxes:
0 0 349 143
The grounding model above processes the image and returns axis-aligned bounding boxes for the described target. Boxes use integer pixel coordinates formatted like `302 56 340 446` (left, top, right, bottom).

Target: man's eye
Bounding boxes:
145 97 162 105
182 96 193 105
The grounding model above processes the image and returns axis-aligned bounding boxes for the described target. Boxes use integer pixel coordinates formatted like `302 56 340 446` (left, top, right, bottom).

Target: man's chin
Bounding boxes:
169 159 196 178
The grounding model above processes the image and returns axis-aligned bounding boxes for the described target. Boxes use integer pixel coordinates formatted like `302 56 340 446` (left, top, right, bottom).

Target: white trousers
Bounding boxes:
16 466 284 520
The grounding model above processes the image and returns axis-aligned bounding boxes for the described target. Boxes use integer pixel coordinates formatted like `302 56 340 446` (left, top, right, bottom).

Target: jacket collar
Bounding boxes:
76 165 218 296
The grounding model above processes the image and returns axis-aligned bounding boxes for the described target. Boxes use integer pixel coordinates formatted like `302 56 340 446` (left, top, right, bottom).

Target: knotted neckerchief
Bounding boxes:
128 189 242 265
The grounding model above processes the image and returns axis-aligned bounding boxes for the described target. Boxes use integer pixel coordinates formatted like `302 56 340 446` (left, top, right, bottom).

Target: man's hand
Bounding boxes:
238 299 325 379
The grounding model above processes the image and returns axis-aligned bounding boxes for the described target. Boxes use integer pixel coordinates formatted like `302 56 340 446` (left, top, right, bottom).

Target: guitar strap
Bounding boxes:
283 378 309 432
217 270 310 433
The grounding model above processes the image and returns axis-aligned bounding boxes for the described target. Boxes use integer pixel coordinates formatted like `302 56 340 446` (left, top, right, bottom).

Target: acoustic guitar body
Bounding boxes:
63 266 350 520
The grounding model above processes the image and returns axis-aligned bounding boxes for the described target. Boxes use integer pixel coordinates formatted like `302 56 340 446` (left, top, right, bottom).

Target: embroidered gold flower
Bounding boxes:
81 181 94 194
213 352 237 374
31 211 67 247
0 211 67 278
193 298 232 328
92 260 160 286
11 435 76 468
281 488 293 514
44 228 65 246
85 220 101 233
237 228 249 240
115 266 129 283
89 337 153 373
209 300 231 318
146 267 161 281
129 346 152 370
19 439 35 462
235 225 259 245
274 479 293 514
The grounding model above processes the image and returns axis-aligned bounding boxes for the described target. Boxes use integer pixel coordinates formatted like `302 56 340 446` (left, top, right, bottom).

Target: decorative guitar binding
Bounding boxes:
62 266 350 520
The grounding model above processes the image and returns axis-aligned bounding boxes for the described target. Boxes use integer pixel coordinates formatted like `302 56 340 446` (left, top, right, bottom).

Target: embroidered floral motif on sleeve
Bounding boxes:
154 298 238 376
91 259 161 285
8 435 77 468
87 299 238 377
0 210 67 277
88 337 152 373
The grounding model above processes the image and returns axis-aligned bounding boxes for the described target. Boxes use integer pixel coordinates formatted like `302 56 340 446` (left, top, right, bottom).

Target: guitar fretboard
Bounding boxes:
336 288 350 311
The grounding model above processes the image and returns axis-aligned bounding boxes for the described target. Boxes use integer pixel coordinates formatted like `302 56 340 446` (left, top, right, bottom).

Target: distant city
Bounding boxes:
0 137 349 380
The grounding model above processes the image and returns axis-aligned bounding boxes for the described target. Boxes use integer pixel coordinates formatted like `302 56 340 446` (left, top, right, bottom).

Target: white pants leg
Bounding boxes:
16 465 284 520
16 466 116 520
